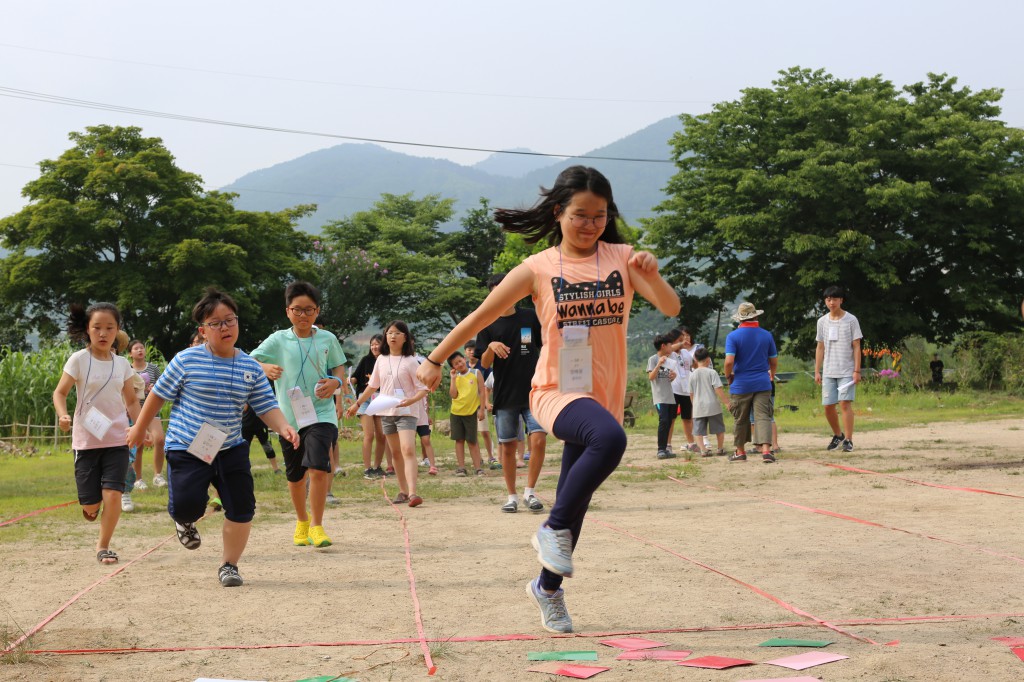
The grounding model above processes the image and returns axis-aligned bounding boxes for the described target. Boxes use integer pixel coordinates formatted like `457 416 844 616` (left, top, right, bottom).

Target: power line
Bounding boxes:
0 86 675 163
0 42 713 106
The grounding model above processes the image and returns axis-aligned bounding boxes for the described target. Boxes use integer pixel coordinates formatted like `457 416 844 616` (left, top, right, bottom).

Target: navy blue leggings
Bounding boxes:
539 398 627 592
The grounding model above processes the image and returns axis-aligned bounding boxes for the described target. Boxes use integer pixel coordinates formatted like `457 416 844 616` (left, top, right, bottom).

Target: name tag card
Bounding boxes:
187 422 228 464
82 406 113 440
287 386 318 428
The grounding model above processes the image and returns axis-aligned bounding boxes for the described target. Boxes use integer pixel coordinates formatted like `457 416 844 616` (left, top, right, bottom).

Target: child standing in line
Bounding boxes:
647 333 679 460
689 347 729 456
417 166 679 633
128 288 298 587
251 281 348 548
346 320 429 507
447 351 486 477
53 303 144 565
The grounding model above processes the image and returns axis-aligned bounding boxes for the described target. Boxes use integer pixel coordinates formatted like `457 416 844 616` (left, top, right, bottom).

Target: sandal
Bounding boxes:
428 466 438 476
393 492 410 504
82 508 98 522
96 549 119 564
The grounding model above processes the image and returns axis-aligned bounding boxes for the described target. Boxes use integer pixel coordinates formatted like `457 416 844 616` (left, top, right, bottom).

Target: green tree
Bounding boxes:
645 68 1024 356
319 193 487 340
0 125 313 355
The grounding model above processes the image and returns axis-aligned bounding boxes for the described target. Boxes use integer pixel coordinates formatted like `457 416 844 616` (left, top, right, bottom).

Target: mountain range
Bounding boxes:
222 115 683 231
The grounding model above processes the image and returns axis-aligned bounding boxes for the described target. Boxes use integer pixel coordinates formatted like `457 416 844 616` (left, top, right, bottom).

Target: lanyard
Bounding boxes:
75 350 116 414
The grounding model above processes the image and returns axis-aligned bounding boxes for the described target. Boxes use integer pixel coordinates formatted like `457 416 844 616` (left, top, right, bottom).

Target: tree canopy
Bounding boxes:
0 125 313 355
645 68 1024 355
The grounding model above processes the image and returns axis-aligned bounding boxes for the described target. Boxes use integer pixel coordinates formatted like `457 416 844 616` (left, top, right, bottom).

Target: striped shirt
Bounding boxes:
152 345 278 452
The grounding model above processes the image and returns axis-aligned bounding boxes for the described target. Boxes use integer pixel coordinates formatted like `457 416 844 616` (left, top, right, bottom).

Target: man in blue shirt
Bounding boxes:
723 302 777 463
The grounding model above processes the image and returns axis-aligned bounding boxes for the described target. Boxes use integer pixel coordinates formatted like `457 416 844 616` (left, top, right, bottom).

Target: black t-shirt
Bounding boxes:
353 353 376 395
476 308 543 410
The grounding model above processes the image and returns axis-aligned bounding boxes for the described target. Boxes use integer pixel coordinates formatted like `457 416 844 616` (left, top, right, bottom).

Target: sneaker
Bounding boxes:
218 562 243 587
501 498 519 513
175 521 201 550
309 525 332 547
455 467 468 477
526 578 573 633
827 433 845 451
121 492 135 512
408 494 423 507
152 473 167 488
762 451 777 463
133 479 148 491
842 439 854 453
325 493 340 506
532 524 574 577
363 468 376 480
729 452 747 462
656 450 676 460
293 520 312 546
525 494 544 513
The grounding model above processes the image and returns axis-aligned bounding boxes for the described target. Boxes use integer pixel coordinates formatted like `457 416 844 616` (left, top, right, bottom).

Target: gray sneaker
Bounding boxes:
532 524 573 577
525 494 544 513
526 578 573 633
218 562 243 587
501 498 518 513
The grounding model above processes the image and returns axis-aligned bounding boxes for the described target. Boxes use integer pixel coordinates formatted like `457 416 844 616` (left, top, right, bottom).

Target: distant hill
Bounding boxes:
222 115 683 231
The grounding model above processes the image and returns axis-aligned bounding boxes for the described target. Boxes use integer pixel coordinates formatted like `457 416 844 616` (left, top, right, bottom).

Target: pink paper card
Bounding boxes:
526 662 610 679
615 649 692 661
598 637 666 650
677 655 754 669
993 637 1024 647
766 651 849 670
738 677 823 682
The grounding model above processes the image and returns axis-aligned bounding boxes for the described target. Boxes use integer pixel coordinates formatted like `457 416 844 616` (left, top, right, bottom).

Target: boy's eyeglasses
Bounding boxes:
568 215 609 229
203 316 239 330
287 306 319 317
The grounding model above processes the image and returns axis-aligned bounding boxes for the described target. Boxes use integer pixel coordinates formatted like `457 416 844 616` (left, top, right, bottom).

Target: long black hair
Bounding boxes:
493 166 624 246
67 302 121 345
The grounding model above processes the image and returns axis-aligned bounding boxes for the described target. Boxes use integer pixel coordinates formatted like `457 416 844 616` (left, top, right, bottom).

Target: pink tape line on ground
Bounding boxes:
0 500 77 528
667 476 1024 567
380 480 437 676
29 612 1024 656
814 461 1024 499
588 516 892 646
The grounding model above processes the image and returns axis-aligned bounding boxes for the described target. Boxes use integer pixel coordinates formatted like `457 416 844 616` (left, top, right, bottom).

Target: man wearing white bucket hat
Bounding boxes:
723 302 777 463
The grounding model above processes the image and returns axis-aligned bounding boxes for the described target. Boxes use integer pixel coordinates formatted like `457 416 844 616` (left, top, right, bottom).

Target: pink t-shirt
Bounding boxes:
63 348 133 451
368 354 428 422
524 242 635 432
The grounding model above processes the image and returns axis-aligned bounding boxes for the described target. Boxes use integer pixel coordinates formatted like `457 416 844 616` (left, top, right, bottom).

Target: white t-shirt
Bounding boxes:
63 348 133 451
816 311 863 378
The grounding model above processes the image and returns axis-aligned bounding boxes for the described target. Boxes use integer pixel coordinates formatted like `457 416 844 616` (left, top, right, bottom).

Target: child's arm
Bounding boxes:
127 393 166 449
628 251 681 317
257 408 300 448
52 372 76 432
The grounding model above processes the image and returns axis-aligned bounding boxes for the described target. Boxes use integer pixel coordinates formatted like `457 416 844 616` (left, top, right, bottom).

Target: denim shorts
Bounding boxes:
494 407 545 443
822 376 856 405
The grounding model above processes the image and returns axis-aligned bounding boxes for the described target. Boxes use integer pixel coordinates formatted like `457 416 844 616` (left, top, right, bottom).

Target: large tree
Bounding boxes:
645 68 1024 355
0 125 313 354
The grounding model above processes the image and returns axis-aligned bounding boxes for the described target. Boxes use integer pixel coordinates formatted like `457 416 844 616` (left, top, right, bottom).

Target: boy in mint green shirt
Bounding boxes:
252 281 347 548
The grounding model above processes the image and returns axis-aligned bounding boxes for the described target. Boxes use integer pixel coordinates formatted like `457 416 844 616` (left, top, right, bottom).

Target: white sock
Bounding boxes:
524 487 535 498
508 494 518 504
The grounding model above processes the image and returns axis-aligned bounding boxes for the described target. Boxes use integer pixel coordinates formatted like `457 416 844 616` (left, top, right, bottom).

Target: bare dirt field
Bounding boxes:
4 417 1024 681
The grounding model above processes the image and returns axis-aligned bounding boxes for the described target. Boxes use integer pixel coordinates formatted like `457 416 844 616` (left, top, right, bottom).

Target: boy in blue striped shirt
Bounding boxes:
129 288 298 587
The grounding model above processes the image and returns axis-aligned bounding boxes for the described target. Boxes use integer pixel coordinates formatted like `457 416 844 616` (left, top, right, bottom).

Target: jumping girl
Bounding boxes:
416 166 679 632
53 303 144 565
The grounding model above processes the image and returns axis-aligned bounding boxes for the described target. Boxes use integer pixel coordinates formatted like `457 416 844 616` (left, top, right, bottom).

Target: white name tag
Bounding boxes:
828 325 839 341
82 406 113 440
287 386 318 428
187 421 228 464
394 388 411 416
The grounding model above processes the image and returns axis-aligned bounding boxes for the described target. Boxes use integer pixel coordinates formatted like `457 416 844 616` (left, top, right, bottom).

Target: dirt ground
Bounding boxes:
4 417 1024 681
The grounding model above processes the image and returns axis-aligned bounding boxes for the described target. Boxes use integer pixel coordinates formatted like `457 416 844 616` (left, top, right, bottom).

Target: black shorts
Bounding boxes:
279 422 338 482
674 394 693 420
166 443 255 523
74 446 130 505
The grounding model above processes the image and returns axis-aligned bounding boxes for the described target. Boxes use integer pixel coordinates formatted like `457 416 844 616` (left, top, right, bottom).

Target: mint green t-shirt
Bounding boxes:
251 328 347 429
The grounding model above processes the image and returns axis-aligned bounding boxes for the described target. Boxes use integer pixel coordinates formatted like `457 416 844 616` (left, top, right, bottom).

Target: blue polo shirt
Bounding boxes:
725 323 777 394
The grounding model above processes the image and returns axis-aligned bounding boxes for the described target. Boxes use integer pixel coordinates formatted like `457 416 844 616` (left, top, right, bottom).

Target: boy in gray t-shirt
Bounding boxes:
689 347 729 456
647 334 679 460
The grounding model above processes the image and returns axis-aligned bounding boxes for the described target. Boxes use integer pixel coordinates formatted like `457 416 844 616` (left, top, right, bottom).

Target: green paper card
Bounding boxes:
759 638 832 647
528 651 599 661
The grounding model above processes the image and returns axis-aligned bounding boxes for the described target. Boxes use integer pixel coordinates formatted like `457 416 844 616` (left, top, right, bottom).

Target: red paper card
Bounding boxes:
599 637 667 650
615 649 692 661
526 662 610 679
677 655 754 669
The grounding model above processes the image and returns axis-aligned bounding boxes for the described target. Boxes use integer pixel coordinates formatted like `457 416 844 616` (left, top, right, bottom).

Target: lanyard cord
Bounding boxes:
75 349 116 415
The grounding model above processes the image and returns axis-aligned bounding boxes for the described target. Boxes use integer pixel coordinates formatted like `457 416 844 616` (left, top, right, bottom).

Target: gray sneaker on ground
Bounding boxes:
532 524 573 577
526 578 573 633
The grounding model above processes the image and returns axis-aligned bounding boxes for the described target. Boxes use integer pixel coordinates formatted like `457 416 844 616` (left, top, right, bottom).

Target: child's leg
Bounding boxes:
538 398 627 593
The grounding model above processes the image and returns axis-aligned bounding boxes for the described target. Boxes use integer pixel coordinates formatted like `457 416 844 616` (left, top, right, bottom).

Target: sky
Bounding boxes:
1 1 1021 220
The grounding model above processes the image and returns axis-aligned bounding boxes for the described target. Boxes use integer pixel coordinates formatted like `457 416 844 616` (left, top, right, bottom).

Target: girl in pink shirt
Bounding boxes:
417 166 679 633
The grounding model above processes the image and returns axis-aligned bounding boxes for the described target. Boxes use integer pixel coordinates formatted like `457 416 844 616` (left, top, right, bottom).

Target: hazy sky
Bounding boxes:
1 1 1021 220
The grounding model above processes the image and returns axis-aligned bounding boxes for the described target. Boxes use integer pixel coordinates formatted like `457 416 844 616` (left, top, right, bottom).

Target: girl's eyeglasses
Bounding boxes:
203 316 239 330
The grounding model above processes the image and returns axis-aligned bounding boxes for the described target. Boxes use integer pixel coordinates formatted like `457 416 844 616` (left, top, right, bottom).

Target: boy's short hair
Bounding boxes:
693 347 710 362
447 351 464 368
285 280 321 306
823 285 845 301
653 333 670 351
192 287 238 324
